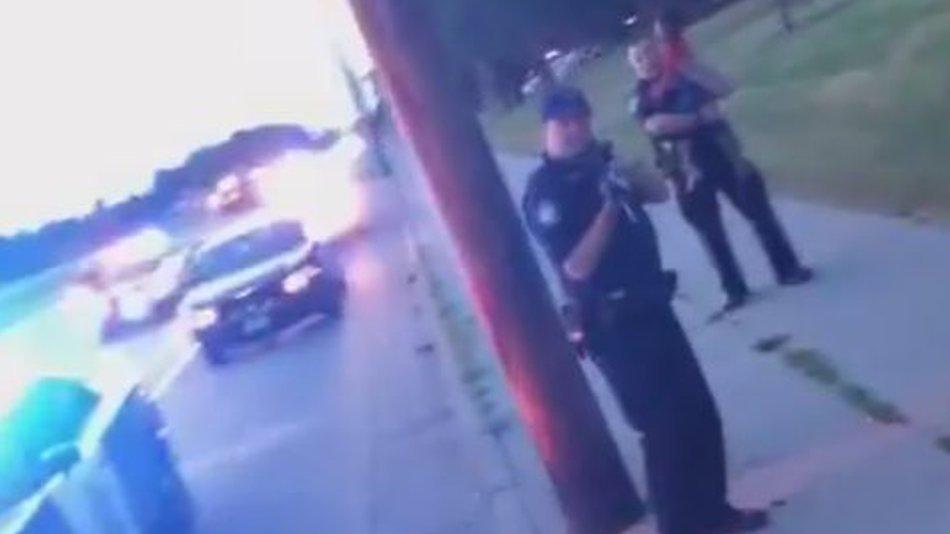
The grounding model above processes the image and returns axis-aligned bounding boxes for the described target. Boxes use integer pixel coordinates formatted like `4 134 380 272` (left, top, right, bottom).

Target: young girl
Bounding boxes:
651 9 751 183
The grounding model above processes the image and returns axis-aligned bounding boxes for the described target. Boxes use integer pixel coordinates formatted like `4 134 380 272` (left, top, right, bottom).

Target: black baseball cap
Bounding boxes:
540 86 592 122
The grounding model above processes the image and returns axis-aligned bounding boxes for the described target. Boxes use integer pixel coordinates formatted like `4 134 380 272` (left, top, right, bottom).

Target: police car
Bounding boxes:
181 216 347 365
0 376 193 533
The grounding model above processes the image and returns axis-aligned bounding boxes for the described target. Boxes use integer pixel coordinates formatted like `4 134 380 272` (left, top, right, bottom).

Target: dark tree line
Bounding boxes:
422 0 730 108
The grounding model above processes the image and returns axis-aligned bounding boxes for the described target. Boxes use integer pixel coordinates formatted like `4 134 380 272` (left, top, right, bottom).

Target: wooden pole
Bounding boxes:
345 1 644 532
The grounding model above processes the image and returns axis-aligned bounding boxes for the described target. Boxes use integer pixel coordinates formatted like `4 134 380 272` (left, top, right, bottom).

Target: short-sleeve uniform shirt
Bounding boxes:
522 143 669 307
633 76 732 175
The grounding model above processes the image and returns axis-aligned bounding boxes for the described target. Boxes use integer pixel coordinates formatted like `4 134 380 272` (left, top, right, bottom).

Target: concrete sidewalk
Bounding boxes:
499 154 950 533
383 134 567 534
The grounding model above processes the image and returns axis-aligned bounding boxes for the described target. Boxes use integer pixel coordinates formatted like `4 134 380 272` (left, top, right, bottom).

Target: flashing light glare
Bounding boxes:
249 167 267 181
117 293 151 321
191 308 218 330
0 359 39 419
623 15 638 26
348 250 383 292
336 134 367 161
58 286 113 342
218 174 240 192
59 285 106 316
97 228 172 269
206 193 223 211
544 49 562 61
256 147 365 242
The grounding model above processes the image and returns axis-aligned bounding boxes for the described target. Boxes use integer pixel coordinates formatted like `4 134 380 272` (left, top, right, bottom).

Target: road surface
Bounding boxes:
0 177 517 534
156 180 507 534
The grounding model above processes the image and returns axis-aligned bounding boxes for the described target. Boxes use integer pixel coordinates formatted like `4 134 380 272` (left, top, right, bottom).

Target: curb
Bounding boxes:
384 130 566 534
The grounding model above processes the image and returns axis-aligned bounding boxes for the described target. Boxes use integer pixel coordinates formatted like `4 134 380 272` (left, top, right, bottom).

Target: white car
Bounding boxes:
70 228 188 342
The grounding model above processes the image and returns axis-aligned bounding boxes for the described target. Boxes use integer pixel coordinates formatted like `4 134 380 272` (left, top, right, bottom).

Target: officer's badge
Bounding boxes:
536 201 560 227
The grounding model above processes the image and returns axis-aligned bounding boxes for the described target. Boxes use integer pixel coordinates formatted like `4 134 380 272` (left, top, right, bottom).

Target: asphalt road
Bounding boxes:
0 176 523 534
155 180 498 534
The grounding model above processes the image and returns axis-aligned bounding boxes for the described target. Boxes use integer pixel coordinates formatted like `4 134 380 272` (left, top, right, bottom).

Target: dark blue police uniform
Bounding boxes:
634 76 805 304
523 141 735 533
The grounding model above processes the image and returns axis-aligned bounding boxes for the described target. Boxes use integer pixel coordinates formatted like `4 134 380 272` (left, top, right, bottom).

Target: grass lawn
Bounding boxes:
483 0 950 218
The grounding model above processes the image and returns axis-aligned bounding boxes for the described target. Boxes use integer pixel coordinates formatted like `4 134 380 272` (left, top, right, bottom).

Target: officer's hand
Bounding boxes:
610 160 669 204
643 116 664 136
599 177 627 206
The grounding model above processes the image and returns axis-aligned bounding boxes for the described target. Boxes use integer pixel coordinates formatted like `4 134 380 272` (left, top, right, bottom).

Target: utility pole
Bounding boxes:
346 1 643 532
335 46 392 177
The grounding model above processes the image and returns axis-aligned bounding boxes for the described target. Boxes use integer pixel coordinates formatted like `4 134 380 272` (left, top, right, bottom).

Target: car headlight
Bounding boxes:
282 265 322 294
206 194 223 211
191 307 218 330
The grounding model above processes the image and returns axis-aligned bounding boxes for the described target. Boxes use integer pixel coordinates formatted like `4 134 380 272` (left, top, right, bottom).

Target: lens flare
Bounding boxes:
254 142 366 242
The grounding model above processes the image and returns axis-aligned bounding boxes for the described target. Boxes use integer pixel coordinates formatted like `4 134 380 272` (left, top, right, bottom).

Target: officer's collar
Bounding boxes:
542 142 612 173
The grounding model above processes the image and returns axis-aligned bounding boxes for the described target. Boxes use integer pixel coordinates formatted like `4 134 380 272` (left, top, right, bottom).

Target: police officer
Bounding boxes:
523 86 769 534
630 38 812 313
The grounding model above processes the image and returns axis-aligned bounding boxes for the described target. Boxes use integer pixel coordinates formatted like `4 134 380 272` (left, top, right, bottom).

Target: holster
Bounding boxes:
567 271 678 354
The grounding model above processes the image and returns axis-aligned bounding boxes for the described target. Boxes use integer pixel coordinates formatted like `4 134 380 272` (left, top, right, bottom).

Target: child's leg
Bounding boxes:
677 140 702 192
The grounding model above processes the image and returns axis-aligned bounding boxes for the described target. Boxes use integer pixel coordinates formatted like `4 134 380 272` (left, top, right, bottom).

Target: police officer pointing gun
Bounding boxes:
523 86 769 534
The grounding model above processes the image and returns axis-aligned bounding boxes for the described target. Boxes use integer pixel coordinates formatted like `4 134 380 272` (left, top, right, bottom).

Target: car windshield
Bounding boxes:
189 221 305 283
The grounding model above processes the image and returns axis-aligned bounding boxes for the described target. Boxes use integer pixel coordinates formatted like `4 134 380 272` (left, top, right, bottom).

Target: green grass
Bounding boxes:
483 0 950 217
753 333 793 353
755 343 911 426
784 348 842 385
838 383 909 425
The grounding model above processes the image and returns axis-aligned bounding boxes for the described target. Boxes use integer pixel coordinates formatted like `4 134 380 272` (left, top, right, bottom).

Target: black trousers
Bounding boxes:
676 162 801 300
591 304 731 534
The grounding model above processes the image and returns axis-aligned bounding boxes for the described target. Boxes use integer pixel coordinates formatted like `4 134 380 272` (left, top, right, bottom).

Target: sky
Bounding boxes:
0 0 372 236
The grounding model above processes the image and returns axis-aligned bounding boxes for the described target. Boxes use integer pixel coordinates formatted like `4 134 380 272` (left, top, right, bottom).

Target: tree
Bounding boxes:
419 0 647 107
